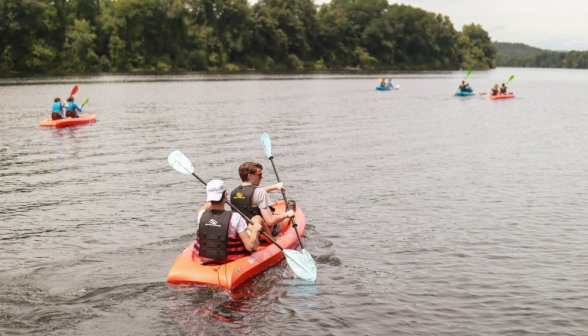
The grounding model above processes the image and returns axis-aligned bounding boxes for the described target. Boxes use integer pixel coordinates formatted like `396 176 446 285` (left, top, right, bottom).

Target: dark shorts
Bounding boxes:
51 112 63 120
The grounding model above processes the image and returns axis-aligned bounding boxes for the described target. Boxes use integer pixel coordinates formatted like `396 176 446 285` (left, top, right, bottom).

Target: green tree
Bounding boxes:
64 19 97 70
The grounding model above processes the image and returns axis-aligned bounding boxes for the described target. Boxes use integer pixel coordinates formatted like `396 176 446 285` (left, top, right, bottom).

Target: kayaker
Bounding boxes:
65 97 82 118
458 81 467 92
388 78 394 88
379 78 387 88
51 98 69 120
192 179 262 262
500 83 508 95
230 162 295 239
464 81 473 92
490 84 499 96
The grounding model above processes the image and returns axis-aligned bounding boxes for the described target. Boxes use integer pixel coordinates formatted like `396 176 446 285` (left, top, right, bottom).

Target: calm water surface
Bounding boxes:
1 68 588 335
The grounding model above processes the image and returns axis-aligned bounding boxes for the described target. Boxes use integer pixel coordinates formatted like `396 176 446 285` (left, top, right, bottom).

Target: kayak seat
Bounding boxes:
201 260 225 266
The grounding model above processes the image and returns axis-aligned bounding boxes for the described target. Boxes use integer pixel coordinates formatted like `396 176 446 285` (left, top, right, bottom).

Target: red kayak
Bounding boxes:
39 114 96 128
486 93 515 100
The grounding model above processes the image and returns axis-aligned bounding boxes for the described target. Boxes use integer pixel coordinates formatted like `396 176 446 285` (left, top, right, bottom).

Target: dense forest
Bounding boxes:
495 42 588 69
0 0 496 73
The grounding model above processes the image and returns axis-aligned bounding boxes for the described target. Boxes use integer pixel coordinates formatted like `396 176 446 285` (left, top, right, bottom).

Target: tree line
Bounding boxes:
0 0 496 73
496 50 588 69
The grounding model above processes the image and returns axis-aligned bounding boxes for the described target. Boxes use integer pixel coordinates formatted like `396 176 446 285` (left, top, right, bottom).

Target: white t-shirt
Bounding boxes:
197 210 247 236
252 187 272 209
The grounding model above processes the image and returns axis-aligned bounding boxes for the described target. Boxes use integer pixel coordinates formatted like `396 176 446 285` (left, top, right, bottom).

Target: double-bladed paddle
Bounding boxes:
81 97 89 108
261 133 316 265
167 150 317 282
69 85 78 98
506 75 515 85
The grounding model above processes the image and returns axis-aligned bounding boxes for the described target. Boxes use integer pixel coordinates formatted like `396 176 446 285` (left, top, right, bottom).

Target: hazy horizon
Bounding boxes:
311 0 588 52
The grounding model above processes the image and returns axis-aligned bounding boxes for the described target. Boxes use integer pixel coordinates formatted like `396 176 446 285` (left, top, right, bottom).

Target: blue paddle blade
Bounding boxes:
168 150 194 175
284 249 317 282
261 132 272 158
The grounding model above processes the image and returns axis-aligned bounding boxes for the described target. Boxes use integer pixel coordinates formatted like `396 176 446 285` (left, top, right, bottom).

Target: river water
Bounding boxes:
1 68 588 335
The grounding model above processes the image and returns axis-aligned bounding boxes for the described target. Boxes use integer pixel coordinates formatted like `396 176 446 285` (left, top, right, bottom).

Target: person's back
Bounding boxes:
500 84 507 95
490 84 499 96
193 180 261 262
51 98 68 120
65 97 81 118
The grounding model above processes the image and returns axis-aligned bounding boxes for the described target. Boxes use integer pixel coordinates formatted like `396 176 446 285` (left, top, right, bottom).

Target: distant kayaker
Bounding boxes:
388 78 394 88
490 84 499 96
230 162 295 239
51 98 69 120
500 83 508 95
458 81 467 92
65 97 82 118
192 179 262 262
380 78 387 88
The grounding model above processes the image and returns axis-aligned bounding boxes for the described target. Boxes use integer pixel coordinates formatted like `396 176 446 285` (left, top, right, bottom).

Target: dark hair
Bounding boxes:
210 191 226 206
67 97 74 102
502 83 505 86
238 162 263 182
54 98 61 102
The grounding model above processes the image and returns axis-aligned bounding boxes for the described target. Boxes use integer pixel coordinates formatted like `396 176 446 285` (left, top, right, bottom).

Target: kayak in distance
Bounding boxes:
455 91 477 96
167 199 307 290
486 93 515 100
39 114 96 128
376 85 401 91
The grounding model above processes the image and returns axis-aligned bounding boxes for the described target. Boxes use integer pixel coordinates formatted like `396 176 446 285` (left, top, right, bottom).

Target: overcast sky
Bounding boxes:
313 0 588 51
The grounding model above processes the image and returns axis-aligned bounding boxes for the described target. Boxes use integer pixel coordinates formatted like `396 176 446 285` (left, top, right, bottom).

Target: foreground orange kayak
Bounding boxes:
39 114 96 128
486 93 515 100
167 199 306 290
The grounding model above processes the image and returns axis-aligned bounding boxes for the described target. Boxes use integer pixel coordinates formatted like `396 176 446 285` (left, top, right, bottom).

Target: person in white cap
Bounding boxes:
191 179 262 262
230 162 295 239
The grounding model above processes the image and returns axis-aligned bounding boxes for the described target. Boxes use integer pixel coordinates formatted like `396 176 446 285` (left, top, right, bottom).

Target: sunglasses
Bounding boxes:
251 172 263 177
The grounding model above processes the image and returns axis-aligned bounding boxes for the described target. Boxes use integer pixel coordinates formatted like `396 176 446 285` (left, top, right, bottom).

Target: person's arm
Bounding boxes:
260 207 294 226
262 182 285 193
238 219 261 251
197 202 212 214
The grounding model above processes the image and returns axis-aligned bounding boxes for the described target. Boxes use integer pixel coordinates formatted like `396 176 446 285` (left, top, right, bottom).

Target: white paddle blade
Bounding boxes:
168 150 194 175
261 132 272 158
284 249 317 282
303 249 315 265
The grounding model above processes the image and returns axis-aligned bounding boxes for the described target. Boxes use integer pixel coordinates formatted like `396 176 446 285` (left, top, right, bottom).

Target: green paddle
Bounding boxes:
167 150 317 282
81 97 89 108
506 75 515 85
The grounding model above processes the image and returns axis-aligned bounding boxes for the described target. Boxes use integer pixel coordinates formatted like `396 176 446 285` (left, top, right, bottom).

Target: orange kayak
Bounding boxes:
486 94 515 100
39 114 96 128
167 199 306 290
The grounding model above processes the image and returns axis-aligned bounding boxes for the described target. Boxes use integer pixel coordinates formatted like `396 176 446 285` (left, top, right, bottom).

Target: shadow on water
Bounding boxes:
165 261 321 335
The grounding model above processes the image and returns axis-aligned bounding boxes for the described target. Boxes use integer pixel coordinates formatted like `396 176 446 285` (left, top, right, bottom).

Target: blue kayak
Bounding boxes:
376 85 401 91
455 91 476 96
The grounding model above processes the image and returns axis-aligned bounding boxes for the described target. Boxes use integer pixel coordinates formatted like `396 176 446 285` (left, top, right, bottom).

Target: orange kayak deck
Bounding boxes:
39 114 96 128
486 94 515 100
166 199 306 290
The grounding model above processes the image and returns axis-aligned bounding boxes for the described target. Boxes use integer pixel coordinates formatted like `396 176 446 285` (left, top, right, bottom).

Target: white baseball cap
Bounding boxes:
206 179 226 202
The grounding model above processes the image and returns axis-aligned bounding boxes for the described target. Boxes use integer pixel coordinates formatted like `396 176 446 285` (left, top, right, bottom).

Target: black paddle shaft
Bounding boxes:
268 157 305 250
191 172 284 251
